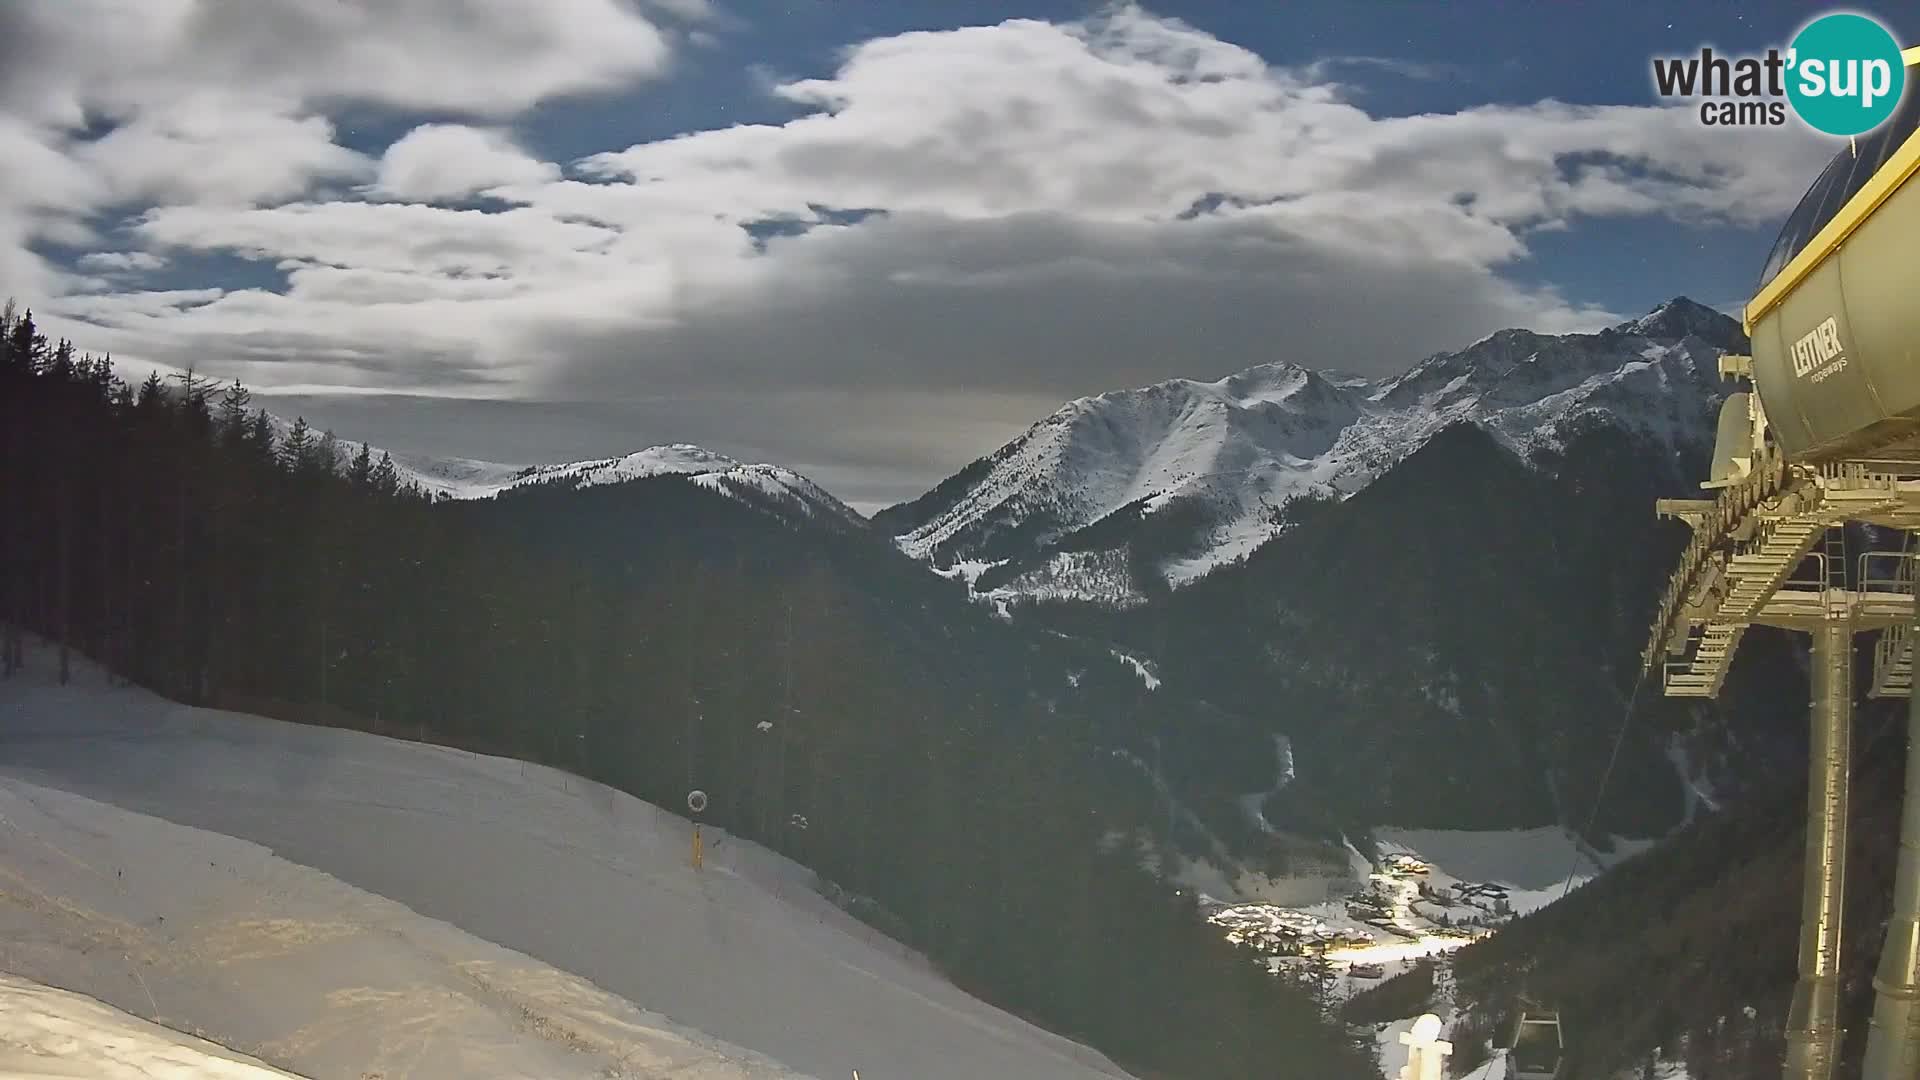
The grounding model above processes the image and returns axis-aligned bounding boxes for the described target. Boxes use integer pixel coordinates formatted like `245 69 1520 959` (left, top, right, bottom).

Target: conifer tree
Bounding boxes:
216 380 252 447
6 310 41 373
371 450 400 496
136 370 167 414
46 339 74 381
349 442 374 491
281 417 314 474
248 408 275 464
316 430 342 478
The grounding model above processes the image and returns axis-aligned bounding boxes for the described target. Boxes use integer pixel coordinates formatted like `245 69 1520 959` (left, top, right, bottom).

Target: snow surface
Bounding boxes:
0 774 808 1079
1373 826 1614 915
0 971 304 1079
0 652 1132 1080
892 299 1733 604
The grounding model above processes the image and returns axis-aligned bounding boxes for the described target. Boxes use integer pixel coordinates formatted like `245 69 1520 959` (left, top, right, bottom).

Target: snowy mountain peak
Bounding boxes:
883 297 1740 606
507 443 747 487
1617 295 1744 349
261 412 863 529
423 443 866 527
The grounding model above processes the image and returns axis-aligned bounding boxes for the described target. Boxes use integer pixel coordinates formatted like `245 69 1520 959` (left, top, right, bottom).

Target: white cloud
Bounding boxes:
75 251 167 272
1 0 674 125
0 0 673 295
74 97 374 206
373 125 563 202
0 3 1833 504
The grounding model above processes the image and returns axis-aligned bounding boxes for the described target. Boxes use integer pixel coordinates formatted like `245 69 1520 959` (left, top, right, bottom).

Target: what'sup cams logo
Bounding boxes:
1652 12 1907 135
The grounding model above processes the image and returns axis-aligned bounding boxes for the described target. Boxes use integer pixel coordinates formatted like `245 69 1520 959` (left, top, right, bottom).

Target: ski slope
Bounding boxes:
0 773 805 1079
0 651 1134 1080
0 971 304 1079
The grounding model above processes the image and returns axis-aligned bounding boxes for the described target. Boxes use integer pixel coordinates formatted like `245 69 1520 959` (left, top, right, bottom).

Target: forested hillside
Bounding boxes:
0 304 1375 1080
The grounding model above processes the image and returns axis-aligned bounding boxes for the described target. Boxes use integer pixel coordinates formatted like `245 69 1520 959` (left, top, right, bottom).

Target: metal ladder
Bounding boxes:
1871 531 1919 698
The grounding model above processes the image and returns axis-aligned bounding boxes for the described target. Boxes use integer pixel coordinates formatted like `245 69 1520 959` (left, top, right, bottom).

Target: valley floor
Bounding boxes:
0 646 1134 1080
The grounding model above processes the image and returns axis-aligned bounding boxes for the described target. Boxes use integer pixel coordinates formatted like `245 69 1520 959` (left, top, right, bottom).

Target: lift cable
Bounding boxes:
1557 668 1648 901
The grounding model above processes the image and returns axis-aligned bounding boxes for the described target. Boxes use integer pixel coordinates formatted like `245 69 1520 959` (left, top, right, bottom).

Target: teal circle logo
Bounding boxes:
1786 13 1906 136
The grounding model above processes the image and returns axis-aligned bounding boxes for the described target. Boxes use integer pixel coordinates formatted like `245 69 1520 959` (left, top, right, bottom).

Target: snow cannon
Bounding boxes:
1745 76 1920 466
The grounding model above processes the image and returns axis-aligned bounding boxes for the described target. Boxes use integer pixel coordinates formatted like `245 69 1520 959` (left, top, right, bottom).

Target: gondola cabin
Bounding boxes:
1508 1009 1565 1080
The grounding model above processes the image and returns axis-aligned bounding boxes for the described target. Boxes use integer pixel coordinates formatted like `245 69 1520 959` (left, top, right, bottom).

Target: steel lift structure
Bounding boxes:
1645 65 1920 1080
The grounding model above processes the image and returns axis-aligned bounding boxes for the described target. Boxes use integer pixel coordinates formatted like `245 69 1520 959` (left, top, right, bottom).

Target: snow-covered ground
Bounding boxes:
0 971 304 1078
0 650 1132 1080
0 774 806 1079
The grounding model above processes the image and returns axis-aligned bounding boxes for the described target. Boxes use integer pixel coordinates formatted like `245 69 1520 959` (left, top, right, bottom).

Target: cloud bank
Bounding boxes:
0 2 1829 506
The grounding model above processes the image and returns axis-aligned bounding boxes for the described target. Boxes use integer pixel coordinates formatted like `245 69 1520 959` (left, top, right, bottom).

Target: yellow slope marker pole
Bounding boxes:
686 790 709 870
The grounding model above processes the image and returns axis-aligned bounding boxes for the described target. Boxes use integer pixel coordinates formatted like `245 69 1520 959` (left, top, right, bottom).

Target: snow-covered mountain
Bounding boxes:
404 443 866 529
877 297 1741 605
266 412 865 530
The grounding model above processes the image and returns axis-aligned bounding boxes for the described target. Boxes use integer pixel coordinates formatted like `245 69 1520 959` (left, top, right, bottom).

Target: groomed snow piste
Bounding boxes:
0 647 1133 1080
0 971 303 1079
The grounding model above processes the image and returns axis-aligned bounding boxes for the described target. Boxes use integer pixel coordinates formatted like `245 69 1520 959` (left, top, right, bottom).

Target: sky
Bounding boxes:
1 1 1905 511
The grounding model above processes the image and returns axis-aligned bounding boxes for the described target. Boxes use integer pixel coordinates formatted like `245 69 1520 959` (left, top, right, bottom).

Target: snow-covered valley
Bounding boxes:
1202 826 1634 991
0 649 1133 1080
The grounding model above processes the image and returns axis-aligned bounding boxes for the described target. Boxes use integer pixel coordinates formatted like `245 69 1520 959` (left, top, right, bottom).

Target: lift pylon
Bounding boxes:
1645 57 1920 1080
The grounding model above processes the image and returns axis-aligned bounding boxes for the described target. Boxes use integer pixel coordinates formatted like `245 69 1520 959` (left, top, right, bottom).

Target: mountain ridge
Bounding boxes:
878 296 1742 605
262 409 866 530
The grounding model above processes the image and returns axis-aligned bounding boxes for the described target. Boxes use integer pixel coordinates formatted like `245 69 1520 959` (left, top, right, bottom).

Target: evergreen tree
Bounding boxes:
6 309 41 373
349 443 374 491
281 417 314 474
371 451 400 496
316 430 342 477
216 380 252 447
136 370 167 413
248 408 275 463
46 339 74 381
